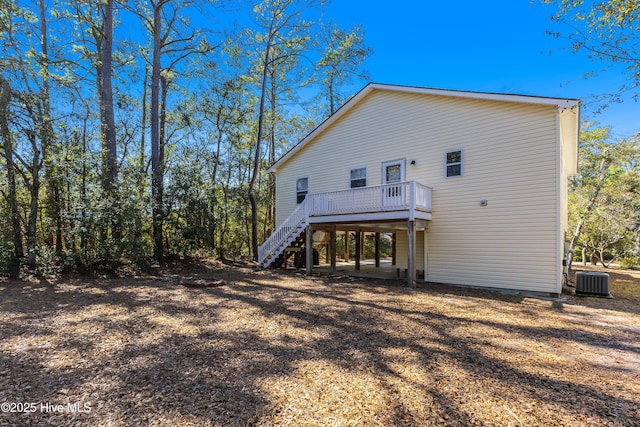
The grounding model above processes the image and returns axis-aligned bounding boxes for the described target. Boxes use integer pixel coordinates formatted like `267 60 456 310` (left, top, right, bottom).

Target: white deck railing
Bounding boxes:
307 181 432 217
257 201 307 266
258 181 432 266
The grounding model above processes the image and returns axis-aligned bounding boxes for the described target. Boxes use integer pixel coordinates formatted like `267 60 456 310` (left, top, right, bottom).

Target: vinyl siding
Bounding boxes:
395 231 425 272
275 89 563 293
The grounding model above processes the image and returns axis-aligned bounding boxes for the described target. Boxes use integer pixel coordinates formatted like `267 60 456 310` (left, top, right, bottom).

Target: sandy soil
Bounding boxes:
0 261 638 426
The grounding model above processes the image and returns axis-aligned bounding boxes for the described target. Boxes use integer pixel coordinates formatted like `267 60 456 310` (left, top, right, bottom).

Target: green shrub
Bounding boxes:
619 256 640 270
0 244 20 277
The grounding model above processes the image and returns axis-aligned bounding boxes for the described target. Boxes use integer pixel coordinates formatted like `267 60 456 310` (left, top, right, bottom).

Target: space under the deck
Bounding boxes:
314 258 400 280
293 222 427 284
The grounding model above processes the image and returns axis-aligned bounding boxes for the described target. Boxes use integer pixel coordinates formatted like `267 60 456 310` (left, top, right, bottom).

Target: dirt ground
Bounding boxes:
1 261 639 426
569 263 640 307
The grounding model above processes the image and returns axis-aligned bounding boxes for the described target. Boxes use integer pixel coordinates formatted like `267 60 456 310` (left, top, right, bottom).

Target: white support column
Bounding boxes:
407 220 416 288
329 226 336 273
409 181 416 221
423 227 428 283
355 231 361 270
306 225 313 276
344 231 350 262
392 233 396 266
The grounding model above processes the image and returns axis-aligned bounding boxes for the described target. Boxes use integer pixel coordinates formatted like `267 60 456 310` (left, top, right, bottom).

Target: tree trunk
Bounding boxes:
0 77 23 269
567 157 608 269
211 131 223 251
141 59 149 180
38 0 63 256
150 2 163 262
26 131 41 270
266 71 276 239
80 113 89 250
101 0 121 248
100 0 117 194
157 74 169 254
328 78 335 115
249 39 272 261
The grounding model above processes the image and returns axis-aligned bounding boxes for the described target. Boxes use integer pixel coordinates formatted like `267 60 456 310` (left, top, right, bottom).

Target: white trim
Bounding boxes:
555 111 563 295
560 105 580 176
307 210 432 224
382 160 407 212
349 166 368 188
268 82 580 173
369 83 580 108
296 176 308 204
444 149 463 178
382 159 405 184
268 84 375 173
423 229 428 283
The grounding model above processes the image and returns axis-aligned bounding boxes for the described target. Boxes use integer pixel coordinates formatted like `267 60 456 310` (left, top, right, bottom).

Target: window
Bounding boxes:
296 177 308 203
350 167 367 188
383 160 405 184
445 150 462 177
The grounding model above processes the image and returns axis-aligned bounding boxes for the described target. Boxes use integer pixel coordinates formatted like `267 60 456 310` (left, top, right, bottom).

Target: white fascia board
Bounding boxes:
268 82 580 173
268 84 376 173
369 83 580 108
559 103 581 176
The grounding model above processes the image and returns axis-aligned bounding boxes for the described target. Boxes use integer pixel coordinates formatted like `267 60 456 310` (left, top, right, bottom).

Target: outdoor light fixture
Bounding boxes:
410 160 416 165
480 199 488 206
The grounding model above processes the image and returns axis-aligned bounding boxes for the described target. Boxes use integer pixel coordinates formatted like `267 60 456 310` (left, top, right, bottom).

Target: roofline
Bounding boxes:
367 82 579 108
268 82 580 173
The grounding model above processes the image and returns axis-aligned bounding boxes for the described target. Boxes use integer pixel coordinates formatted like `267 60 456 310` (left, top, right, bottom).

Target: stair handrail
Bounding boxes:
258 200 307 266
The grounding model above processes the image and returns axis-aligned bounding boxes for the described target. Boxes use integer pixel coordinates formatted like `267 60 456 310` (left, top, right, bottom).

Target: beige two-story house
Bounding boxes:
259 83 579 295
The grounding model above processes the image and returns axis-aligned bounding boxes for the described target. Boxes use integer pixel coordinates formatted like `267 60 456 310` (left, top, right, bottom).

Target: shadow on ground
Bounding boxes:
0 261 638 426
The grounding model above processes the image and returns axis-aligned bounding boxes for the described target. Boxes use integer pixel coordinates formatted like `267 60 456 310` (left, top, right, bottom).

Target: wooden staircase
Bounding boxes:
264 230 306 268
258 201 308 268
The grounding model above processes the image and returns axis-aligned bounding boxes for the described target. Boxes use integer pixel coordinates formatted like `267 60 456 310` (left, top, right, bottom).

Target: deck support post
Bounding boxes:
355 231 361 270
344 231 350 262
392 233 397 266
329 226 336 273
306 225 313 276
423 228 428 283
374 232 380 267
407 220 416 288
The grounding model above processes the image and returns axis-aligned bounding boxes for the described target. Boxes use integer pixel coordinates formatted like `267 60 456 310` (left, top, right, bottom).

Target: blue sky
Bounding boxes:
322 0 639 139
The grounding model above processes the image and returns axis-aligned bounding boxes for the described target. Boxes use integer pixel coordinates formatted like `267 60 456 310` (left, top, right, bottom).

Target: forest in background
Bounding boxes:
0 0 638 277
546 0 639 270
0 0 371 275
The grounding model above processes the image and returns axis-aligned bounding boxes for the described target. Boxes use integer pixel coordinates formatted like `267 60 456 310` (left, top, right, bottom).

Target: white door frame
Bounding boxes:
381 159 405 207
381 159 405 184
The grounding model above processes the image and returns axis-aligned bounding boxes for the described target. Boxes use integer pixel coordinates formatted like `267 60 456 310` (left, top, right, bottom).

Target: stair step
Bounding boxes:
260 223 307 268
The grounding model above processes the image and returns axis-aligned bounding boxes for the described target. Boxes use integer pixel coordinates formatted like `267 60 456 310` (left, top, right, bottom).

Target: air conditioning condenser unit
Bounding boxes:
575 271 612 298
